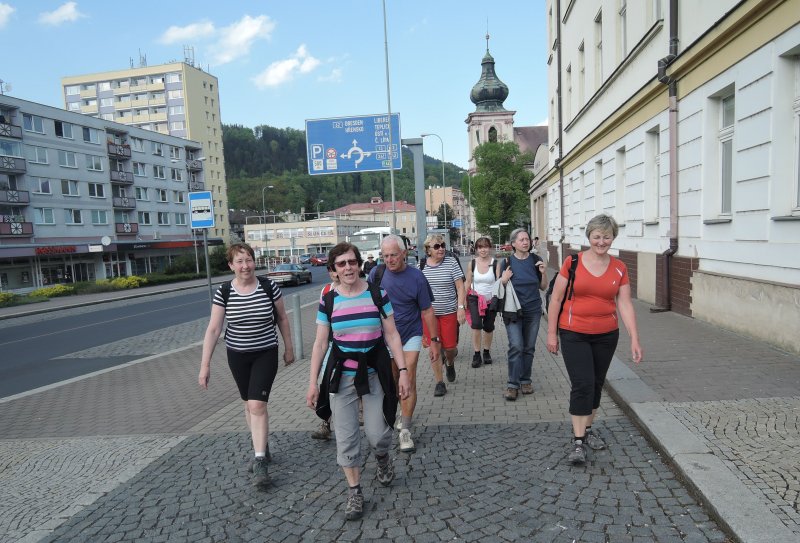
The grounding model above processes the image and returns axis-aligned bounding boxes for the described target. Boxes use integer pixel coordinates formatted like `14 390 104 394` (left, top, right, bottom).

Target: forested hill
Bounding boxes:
222 123 465 214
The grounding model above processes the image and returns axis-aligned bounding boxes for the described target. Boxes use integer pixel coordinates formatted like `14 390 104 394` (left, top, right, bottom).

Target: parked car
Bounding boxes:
265 264 312 286
310 253 328 266
299 253 312 265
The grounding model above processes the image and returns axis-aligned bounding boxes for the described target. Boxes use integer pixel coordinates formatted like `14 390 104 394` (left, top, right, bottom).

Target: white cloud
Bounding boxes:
211 14 275 65
0 3 15 29
318 68 343 83
38 1 85 26
253 44 321 89
158 21 215 45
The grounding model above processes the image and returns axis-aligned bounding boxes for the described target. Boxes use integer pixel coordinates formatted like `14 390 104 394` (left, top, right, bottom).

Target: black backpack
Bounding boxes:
219 275 276 306
545 255 578 314
322 281 387 325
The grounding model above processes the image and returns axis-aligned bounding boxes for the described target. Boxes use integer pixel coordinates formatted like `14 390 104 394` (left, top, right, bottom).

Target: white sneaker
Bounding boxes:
398 428 415 453
395 417 403 431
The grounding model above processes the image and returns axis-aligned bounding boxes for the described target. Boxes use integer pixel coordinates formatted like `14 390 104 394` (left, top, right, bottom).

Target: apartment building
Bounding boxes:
61 62 230 241
330 197 418 243
0 95 211 291
535 0 800 353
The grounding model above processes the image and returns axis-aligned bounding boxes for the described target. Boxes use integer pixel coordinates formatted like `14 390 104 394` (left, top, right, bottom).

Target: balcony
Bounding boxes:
186 159 204 171
110 170 134 184
146 81 165 92
190 181 205 191
112 196 136 209
0 216 33 237
0 122 22 139
115 222 139 235
81 104 98 114
79 88 97 98
0 156 26 173
107 143 132 159
0 188 30 204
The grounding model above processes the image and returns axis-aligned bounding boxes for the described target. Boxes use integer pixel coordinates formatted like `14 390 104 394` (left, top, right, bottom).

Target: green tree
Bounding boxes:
470 141 534 234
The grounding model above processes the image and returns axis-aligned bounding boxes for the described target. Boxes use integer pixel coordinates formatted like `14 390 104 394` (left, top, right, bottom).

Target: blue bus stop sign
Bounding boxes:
189 191 215 229
305 113 402 175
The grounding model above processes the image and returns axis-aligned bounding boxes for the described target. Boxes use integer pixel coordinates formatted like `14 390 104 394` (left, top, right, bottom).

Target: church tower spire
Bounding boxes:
470 33 509 112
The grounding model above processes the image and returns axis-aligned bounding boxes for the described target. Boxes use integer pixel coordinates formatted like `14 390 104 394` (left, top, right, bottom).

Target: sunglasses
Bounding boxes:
334 258 359 268
428 243 445 250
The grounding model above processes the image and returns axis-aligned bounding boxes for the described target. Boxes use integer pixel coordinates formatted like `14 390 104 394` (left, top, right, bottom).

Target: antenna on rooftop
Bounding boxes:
183 45 195 66
138 50 147 67
129 57 134 69
0 79 10 95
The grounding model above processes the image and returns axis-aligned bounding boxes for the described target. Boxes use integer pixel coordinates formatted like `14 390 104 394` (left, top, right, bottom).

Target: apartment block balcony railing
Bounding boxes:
107 143 132 159
0 216 33 237
0 188 30 204
0 122 23 139
190 181 205 191
0 156 26 173
109 170 134 184
112 196 136 209
115 222 139 235
186 159 204 171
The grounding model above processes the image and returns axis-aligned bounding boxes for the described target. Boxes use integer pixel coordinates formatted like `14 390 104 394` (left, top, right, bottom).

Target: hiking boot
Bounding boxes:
376 455 395 486
398 428 415 453
585 430 606 450
504 388 518 401
434 381 447 397
568 440 587 465
311 420 332 440
251 457 269 487
482 349 493 365
345 492 364 520
445 363 456 382
471 352 483 368
520 383 534 395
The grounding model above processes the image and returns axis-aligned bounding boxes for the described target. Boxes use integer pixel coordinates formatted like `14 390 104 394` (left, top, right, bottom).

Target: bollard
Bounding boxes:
290 294 303 360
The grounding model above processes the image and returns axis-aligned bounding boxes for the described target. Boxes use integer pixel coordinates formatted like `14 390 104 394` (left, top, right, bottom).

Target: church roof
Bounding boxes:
513 126 549 156
470 45 509 112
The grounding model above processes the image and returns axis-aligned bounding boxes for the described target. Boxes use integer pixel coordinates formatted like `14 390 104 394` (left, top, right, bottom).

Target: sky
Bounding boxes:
0 1 548 170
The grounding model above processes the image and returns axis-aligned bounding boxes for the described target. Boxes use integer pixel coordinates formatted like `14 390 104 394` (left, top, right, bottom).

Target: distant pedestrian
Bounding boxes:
362 255 377 275
497 228 547 401
546 214 643 466
420 234 466 397
464 236 497 368
306 243 410 521
198 243 295 488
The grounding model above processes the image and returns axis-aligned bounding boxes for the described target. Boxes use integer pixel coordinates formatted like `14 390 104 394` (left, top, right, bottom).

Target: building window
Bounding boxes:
594 159 604 214
138 211 151 225
173 190 184 203
645 127 660 221
35 208 55 224
565 65 572 121
135 187 148 200
131 137 144 152
595 10 603 88
618 0 627 61
91 210 108 224
578 42 586 107
152 142 163 156
169 146 180 159
157 189 168 202
61 179 80 196
65 85 79 95
83 127 101 144
167 89 183 100
0 138 23 158
488 127 498 143
86 155 104 171
100 97 113 107
88 182 106 198
81 84 96 93
157 211 170 225
55 121 73 139
171 168 183 182
23 114 45 133
98 81 112 92
719 94 735 214
100 114 114 121
32 177 52 194
65 209 83 224
615 147 626 221
133 162 147 177
169 105 184 115
171 121 185 131
27 146 49 164
58 150 77 168
175 212 187 226
68 102 81 112
153 165 166 179
166 73 182 83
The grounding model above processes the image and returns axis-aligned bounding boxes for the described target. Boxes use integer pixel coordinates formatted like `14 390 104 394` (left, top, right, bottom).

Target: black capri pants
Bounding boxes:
227 347 279 402
559 329 619 416
467 294 497 333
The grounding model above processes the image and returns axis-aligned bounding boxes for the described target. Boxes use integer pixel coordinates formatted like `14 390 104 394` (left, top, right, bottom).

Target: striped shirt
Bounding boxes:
213 280 282 352
316 286 393 375
422 255 465 315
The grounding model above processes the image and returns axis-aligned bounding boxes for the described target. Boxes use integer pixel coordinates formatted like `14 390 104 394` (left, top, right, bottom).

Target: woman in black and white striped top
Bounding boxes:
198 243 294 487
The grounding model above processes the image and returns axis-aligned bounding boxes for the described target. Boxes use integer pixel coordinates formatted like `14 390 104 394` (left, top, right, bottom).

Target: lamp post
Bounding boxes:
315 199 324 253
316 199 324 220
421 133 446 235
261 185 274 269
489 224 499 248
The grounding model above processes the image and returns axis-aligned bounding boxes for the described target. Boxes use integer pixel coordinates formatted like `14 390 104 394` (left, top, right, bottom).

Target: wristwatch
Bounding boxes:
458 304 465 309
430 336 441 343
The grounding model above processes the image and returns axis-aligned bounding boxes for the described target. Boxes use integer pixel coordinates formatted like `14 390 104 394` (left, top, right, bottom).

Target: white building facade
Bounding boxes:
535 0 800 353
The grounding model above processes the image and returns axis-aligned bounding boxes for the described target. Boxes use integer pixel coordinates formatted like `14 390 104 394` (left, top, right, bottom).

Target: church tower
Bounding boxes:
465 35 515 174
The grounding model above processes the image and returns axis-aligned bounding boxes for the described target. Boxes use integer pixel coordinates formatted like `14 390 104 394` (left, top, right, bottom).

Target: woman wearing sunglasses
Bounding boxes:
420 234 467 397
306 242 410 521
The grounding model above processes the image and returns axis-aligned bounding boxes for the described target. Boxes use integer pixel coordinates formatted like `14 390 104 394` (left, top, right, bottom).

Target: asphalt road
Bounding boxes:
0 265 331 399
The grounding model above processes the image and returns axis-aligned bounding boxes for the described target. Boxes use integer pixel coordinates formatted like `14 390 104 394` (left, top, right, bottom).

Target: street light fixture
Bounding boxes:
420 133 447 235
316 199 324 220
262 185 274 269
489 224 499 248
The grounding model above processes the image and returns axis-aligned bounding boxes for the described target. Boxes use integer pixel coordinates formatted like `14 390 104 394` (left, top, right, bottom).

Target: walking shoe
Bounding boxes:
394 416 403 431
434 381 447 397
471 352 483 368
445 363 456 382
264 448 272 463
345 492 364 520
482 349 493 365
504 388 518 401
398 428 415 453
251 457 269 487
375 455 395 486
568 440 587 465
520 383 534 395
585 430 606 450
311 420 332 440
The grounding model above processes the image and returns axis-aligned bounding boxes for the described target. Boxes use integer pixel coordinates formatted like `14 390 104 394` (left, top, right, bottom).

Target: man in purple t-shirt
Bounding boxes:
369 235 440 453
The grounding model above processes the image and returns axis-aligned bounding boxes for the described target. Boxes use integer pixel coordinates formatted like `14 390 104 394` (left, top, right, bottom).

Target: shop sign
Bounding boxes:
35 246 77 256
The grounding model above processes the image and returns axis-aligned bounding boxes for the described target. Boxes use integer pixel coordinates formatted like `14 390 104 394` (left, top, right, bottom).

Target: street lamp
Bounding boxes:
489 224 499 248
421 133 446 235
315 199 324 253
262 185 274 269
316 199 324 220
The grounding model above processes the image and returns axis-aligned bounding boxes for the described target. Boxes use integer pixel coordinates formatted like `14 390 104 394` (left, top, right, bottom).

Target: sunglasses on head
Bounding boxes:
429 243 445 250
334 258 359 268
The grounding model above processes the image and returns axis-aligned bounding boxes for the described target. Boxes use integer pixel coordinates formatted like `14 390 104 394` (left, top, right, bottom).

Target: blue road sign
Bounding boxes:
189 191 215 229
451 219 463 228
305 113 402 175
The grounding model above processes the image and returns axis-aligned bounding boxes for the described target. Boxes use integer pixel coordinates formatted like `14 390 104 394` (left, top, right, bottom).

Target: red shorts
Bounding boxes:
423 312 459 350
